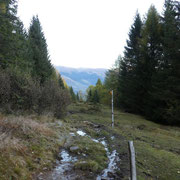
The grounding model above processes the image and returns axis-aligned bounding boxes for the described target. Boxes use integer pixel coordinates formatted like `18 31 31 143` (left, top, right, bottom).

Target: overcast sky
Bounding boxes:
18 0 165 69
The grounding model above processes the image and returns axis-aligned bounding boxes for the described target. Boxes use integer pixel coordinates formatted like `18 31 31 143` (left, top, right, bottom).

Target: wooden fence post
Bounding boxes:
128 141 137 180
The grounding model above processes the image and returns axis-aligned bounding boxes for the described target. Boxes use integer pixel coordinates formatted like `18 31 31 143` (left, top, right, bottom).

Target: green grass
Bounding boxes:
67 103 180 180
72 136 108 172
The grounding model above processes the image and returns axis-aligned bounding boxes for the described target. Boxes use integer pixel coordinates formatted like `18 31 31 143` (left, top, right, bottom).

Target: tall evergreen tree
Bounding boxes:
92 89 99 104
69 86 76 102
28 16 53 83
0 0 32 72
96 78 102 86
119 12 143 112
87 88 93 102
0 0 17 68
139 5 162 116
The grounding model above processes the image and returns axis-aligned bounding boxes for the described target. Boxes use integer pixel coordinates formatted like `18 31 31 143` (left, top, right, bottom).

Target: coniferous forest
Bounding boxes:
0 0 70 117
86 0 180 126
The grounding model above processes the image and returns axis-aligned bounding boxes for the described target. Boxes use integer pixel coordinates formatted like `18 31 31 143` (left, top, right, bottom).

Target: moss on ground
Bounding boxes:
71 136 108 173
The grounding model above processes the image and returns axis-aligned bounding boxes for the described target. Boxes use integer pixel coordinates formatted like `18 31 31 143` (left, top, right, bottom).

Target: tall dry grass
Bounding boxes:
0 114 54 153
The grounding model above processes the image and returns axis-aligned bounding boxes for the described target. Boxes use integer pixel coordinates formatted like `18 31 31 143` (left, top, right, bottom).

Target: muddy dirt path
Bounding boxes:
37 131 121 179
36 125 129 180
35 104 130 180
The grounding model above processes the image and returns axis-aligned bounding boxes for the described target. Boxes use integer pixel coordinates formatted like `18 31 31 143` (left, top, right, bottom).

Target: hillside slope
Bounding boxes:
56 66 107 92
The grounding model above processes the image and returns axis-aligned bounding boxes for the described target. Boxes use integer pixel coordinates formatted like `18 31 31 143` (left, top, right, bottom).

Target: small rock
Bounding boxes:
70 146 79 152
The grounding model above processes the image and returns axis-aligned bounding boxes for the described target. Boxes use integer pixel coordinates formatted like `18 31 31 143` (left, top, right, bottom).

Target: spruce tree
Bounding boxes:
119 12 143 112
0 0 17 68
87 88 93 102
28 16 53 83
0 0 32 72
139 5 162 116
96 78 102 86
69 86 76 102
92 89 99 104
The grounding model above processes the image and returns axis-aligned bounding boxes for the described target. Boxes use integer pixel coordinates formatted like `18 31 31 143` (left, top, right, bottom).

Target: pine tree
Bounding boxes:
69 86 76 102
0 0 32 72
28 16 53 83
0 0 17 68
92 89 99 104
139 5 162 116
119 12 143 112
87 88 93 102
96 78 102 86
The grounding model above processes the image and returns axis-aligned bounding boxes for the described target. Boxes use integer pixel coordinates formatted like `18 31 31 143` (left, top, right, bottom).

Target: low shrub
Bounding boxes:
0 69 70 117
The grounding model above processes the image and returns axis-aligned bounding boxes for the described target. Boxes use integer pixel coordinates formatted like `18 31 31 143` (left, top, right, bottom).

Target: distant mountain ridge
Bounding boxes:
55 66 107 93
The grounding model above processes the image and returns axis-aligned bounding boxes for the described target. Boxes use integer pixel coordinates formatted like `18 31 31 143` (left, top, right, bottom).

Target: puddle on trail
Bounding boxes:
77 130 86 136
96 139 120 180
77 130 120 180
77 130 101 143
96 149 120 180
51 150 77 180
37 149 78 180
